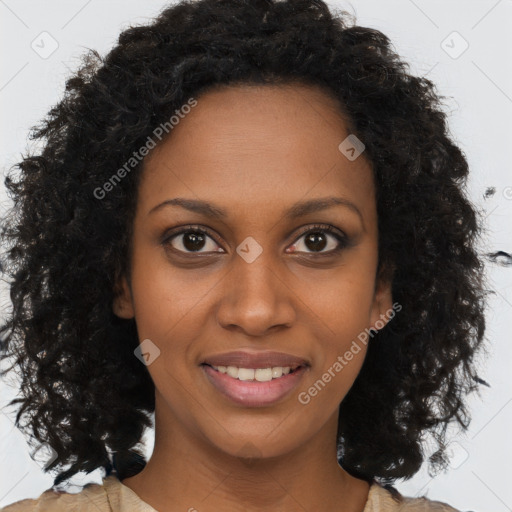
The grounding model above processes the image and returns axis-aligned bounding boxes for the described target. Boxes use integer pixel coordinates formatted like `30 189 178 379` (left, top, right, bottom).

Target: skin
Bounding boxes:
114 83 394 512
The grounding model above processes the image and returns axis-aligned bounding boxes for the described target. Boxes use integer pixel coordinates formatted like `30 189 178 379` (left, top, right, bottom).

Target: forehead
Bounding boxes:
138 83 375 223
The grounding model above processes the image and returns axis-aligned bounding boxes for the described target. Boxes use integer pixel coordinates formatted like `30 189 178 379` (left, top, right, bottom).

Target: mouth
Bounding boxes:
200 363 308 407
203 363 303 381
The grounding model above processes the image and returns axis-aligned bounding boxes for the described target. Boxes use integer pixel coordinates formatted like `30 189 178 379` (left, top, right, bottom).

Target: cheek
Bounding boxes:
297 318 369 415
293 258 378 336
129 245 210 336
292 263 375 401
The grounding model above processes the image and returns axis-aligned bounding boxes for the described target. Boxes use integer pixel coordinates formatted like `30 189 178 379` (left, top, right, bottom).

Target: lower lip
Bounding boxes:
201 364 308 407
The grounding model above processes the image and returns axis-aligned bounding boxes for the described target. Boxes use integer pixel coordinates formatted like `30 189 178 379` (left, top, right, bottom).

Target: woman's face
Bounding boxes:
114 83 393 460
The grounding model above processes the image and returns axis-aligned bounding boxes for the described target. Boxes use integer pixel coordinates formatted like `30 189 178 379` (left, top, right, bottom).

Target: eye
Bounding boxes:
162 223 349 256
287 224 348 255
163 226 223 254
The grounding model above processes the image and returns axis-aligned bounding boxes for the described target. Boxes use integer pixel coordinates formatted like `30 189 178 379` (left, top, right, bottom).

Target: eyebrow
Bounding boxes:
148 196 363 223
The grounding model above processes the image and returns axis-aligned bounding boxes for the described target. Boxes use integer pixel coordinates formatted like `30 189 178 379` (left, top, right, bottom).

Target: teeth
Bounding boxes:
238 368 255 381
272 367 283 378
211 365 295 381
255 368 272 381
226 366 238 379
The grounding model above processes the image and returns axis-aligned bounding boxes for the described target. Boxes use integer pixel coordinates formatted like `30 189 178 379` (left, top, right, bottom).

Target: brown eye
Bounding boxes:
288 224 348 255
162 223 349 257
304 231 328 252
163 228 224 254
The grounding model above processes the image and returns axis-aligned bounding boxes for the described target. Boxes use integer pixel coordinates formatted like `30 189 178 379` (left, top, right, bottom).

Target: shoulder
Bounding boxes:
0 479 111 512
367 482 465 512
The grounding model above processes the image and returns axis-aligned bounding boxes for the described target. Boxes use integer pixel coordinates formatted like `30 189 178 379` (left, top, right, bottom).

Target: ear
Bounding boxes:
369 263 395 331
113 275 135 319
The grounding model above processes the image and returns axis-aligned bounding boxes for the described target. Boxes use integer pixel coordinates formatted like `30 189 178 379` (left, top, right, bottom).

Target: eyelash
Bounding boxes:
161 223 350 257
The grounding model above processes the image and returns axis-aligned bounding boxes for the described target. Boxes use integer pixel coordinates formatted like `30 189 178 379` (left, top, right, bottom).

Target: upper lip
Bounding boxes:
201 351 309 369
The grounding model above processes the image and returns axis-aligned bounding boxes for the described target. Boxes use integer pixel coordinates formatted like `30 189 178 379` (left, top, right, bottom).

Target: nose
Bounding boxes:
215 248 296 337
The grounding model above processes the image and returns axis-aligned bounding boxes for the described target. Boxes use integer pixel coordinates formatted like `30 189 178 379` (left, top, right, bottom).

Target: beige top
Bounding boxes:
0 475 461 512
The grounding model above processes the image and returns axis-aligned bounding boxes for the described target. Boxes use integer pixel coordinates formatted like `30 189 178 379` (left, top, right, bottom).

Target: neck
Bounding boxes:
121 393 371 512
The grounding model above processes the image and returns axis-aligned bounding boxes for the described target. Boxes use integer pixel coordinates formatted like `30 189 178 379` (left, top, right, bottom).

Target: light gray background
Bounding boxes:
1 1 511 510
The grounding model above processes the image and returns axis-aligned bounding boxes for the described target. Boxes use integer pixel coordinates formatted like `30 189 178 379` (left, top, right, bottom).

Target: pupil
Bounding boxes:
183 231 205 251
305 232 326 252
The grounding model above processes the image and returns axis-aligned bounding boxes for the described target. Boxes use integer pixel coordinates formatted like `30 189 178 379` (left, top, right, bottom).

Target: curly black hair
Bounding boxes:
0 0 491 489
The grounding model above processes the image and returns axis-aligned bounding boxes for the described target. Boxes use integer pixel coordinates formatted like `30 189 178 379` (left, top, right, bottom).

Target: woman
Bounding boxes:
0 0 489 510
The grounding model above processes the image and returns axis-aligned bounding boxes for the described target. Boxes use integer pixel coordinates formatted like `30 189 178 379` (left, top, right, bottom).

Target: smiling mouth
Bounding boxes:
202 363 303 382
200 363 308 407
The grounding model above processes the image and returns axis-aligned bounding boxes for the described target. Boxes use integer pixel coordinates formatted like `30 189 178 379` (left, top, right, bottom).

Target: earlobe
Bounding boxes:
112 276 135 319
369 266 395 331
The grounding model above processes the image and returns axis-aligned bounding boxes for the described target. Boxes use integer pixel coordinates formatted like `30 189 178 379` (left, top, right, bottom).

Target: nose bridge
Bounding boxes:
216 235 295 334
233 235 280 301
234 242 276 292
